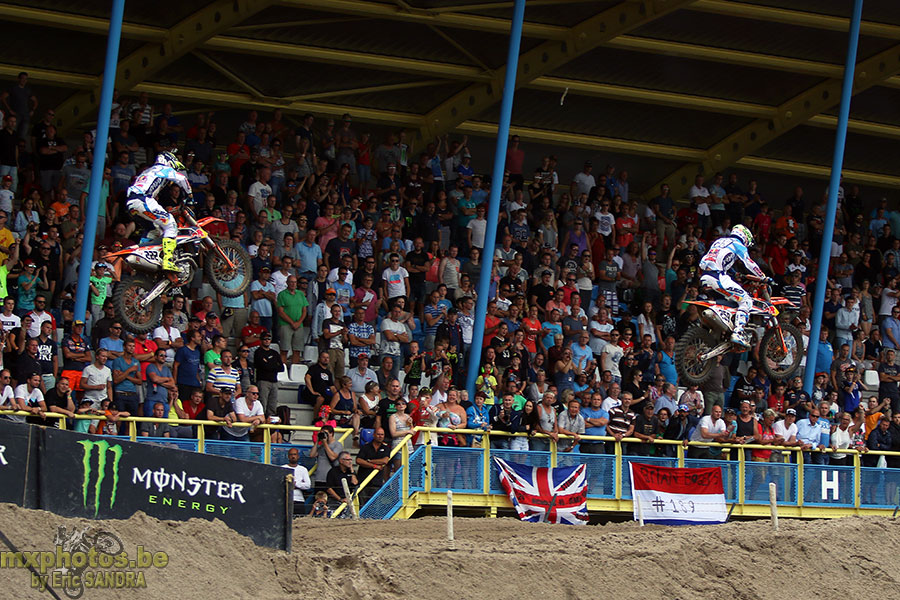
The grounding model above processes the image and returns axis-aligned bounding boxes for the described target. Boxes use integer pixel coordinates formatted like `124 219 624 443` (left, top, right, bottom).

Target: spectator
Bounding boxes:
254 331 283 418
283 446 312 516
309 424 342 497
111 338 141 417
173 329 203 401
325 451 358 511
139 402 173 438
80 349 112 409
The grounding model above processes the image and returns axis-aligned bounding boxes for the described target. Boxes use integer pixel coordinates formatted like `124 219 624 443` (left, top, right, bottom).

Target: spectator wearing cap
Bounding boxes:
661 404 692 456
570 161 595 198
250 266 277 331
199 312 222 348
18 259 45 314
253 331 283 417
348 353 377 395
772 408 800 462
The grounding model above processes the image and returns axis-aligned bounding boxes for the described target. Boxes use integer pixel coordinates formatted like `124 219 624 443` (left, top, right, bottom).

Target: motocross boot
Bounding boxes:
730 311 751 349
161 237 178 272
730 330 751 350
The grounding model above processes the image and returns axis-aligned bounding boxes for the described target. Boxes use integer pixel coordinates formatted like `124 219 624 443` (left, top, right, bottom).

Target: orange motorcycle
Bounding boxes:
674 274 802 385
104 207 251 333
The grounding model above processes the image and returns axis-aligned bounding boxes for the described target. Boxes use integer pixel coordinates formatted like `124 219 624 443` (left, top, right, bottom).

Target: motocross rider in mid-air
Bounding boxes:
698 224 770 350
125 151 192 272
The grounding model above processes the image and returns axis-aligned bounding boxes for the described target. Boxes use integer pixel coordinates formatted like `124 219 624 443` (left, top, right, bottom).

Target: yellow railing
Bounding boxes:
337 427 900 518
0 409 353 470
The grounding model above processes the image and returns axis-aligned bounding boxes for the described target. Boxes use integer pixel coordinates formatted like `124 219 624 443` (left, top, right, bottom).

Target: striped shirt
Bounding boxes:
424 304 444 336
207 366 240 394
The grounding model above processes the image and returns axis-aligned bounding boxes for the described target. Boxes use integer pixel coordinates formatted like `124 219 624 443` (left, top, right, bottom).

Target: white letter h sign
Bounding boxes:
821 470 840 501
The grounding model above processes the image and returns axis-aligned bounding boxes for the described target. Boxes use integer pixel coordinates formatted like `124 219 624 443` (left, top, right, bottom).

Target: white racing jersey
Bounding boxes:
127 164 192 200
699 236 765 278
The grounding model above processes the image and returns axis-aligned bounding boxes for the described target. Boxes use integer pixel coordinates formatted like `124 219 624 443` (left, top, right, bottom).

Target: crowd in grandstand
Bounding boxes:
3 74 900 508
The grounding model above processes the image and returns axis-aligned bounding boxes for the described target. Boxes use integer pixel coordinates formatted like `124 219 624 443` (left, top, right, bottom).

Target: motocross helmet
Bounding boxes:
730 224 753 248
155 151 185 172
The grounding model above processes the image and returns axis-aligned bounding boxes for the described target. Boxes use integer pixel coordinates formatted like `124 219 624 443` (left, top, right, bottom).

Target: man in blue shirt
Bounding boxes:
173 329 203 401
796 409 827 464
570 331 594 374
813 326 834 376
881 306 900 349
581 392 609 454
297 228 323 282
111 338 142 416
541 309 563 352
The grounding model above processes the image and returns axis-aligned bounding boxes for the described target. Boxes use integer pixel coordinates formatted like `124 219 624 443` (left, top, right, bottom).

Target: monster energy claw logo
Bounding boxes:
77 440 123 517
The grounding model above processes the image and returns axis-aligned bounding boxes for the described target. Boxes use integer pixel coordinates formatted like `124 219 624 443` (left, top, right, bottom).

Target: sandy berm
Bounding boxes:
1 503 899 599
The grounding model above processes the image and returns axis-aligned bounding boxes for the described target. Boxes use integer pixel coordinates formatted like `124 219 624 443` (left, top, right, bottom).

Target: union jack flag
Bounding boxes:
493 457 589 525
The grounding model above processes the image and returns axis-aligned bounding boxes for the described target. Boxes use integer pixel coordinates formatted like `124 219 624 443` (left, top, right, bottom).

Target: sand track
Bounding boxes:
2 504 899 599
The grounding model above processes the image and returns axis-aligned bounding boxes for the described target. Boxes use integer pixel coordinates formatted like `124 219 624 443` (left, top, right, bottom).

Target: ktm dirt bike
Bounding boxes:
674 274 803 386
105 207 251 334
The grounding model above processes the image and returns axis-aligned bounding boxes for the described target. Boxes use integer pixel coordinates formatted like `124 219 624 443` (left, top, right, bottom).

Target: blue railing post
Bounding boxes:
466 0 526 397
74 0 126 324
803 0 863 396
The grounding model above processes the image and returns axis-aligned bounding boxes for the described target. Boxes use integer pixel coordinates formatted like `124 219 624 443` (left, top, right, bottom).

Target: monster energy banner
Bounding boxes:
22 426 291 550
0 419 39 508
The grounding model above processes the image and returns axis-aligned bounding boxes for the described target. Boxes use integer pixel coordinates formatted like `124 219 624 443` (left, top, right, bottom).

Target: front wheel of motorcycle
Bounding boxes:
205 239 252 298
112 275 163 335
760 322 804 382
674 323 719 386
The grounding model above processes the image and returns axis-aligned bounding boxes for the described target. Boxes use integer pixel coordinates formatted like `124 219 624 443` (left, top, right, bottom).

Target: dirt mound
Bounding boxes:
2 504 899 599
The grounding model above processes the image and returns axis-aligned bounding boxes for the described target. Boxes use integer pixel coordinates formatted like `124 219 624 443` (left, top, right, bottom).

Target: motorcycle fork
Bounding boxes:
206 237 236 270
769 317 788 355
140 278 171 308
699 341 733 361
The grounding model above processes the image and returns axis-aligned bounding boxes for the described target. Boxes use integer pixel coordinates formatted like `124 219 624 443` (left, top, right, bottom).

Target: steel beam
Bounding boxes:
8 2 900 92
693 0 900 41
420 0 699 141
202 36 490 81
0 3 164 42
648 41 900 199
532 76 900 141
8 62 899 188
53 0 275 133
457 121 705 161
278 0 567 39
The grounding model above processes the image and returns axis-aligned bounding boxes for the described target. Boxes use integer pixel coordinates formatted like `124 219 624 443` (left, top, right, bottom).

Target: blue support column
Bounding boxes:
74 0 126 323
466 0 526 398
803 0 863 396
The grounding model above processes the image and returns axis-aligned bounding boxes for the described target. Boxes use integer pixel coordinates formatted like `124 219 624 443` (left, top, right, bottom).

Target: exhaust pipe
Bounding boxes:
701 309 732 334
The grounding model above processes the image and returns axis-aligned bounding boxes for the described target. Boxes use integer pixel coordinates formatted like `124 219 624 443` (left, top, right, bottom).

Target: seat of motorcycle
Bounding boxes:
698 290 738 309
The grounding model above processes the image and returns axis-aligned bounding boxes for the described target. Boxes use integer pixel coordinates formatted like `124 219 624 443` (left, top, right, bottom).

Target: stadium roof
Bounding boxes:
3 0 900 196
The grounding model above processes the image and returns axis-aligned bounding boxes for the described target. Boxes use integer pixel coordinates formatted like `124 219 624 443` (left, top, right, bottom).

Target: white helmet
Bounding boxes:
155 151 185 172
731 224 753 247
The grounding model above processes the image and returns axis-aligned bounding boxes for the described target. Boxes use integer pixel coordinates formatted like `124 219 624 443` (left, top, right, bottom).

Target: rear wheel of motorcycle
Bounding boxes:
760 323 804 382
205 239 252 298
112 275 163 334
674 324 719 386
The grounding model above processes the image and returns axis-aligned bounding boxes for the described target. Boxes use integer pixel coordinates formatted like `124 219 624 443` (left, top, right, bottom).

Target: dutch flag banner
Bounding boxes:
630 463 727 526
